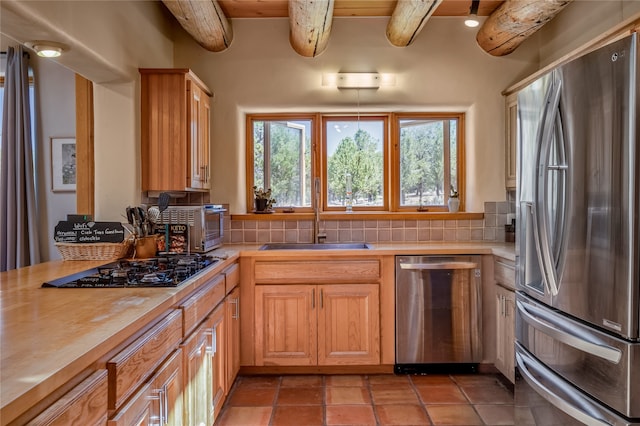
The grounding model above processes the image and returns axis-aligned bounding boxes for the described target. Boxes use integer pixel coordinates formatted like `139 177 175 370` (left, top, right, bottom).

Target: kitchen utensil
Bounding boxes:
158 192 171 213
147 206 160 224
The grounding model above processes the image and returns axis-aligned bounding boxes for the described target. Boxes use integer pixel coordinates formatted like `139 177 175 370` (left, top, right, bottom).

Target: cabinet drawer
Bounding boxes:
28 370 108 426
179 275 225 337
224 263 239 294
494 257 515 290
255 260 381 284
107 309 182 410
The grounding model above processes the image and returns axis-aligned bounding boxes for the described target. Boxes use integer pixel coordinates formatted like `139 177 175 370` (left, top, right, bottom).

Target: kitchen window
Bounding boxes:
246 112 464 213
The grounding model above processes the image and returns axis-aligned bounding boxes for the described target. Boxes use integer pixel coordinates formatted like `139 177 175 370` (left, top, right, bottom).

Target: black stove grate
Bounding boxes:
42 254 218 288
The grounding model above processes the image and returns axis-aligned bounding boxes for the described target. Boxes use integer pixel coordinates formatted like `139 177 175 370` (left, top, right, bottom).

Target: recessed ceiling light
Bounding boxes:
25 41 67 58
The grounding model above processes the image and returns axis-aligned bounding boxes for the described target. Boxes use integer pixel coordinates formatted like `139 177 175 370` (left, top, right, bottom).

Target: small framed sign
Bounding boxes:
51 137 76 192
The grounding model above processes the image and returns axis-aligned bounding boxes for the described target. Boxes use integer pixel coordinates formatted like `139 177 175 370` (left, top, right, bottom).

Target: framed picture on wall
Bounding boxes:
51 137 76 192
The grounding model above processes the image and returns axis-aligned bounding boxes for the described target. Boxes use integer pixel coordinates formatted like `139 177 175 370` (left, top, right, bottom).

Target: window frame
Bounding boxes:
321 114 390 212
391 112 466 213
246 111 465 214
245 113 320 213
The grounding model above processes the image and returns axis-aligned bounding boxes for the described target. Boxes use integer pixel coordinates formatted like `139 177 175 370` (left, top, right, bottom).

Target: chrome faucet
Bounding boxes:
314 178 326 244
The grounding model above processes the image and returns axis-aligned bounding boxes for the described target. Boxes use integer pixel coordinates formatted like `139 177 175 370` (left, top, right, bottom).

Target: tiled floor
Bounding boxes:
215 374 514 425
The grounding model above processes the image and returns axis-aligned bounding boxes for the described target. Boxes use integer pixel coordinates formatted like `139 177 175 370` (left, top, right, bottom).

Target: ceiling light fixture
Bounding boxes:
464 0 480 28
26 41 67 58
337 73 380 89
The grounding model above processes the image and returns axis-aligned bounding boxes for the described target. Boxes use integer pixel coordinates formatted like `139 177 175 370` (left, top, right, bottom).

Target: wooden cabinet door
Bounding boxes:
149 349 183 426
318 284 380 365
505 93 517 190
255 285 317 366
181 323 209 426
207 304 226 424
225 286 241 394
495 285 515 383
107 382 152 426
188 80 210 190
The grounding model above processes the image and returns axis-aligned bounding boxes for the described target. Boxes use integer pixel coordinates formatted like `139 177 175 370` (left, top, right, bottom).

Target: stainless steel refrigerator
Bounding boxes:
516 33 640 425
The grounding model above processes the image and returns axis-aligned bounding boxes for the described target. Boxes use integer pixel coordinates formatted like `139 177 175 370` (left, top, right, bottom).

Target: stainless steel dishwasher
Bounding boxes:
395 255 482 374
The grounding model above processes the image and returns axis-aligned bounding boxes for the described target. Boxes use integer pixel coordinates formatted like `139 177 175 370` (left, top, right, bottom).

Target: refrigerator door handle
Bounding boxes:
517 299 622 363
515 347 612 426
534 77 565 297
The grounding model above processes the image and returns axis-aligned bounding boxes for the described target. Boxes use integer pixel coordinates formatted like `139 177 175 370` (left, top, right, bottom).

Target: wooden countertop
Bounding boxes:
0 242 514 424
232 241 516 261
0 247 239 425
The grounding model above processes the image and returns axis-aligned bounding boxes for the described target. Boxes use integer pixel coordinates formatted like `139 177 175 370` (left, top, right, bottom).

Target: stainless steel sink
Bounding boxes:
259 242 372 250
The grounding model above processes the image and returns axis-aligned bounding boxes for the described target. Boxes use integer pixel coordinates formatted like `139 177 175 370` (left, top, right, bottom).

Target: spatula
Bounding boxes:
158 192 171 213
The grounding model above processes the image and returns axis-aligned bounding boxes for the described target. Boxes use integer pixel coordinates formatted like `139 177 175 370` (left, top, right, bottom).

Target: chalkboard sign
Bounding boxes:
54 221 125 243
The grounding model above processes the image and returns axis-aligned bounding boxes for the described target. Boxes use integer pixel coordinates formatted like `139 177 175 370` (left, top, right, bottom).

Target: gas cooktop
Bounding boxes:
42 254 218 288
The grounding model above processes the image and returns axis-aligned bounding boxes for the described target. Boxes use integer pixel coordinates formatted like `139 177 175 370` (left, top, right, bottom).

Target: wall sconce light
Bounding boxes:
26 41 67 58
322 72 396 89
464 0 480 28
337 73 380 89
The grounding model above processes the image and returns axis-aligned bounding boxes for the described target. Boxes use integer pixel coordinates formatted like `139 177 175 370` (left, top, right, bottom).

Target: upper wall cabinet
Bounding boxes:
505 92 517 190
140 69 212 192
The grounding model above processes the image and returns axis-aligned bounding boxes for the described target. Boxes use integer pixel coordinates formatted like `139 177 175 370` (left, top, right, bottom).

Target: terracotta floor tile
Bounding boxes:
326 386 371 405
370 384 419 405
426 404 483 425
475 404 516 425
325 404 377 425
326 375 366 387
227 386 277 406
368 374 411 385
460 384 514 404
238 375 282 388
277 387 324 405
452 374 504 387
376 404 431 425
410 375 455 386
415 384 468 404
281 374 324 388
215 406 273 426
272 405 324 426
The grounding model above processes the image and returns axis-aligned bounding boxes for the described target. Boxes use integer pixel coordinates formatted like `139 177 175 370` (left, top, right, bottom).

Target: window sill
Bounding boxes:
231 211 484 221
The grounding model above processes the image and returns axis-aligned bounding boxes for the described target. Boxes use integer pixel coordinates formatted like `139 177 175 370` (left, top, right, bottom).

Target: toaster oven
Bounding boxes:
155 205 225 253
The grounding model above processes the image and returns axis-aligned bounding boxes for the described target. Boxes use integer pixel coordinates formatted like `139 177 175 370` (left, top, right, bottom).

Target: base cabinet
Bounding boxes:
494 257 516 383
255 284 380 366
225 285 241 393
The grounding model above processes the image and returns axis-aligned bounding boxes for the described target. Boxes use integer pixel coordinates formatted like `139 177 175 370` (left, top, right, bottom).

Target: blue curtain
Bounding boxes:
1 46 40 271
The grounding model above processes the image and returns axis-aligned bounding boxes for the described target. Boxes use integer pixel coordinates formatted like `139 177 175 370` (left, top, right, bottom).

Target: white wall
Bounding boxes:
173 17 540 213
31 56 77 261
538 0 640 67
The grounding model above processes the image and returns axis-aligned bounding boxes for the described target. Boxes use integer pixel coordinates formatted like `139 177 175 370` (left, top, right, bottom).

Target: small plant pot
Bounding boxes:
255 198 269 212
448 198 460 213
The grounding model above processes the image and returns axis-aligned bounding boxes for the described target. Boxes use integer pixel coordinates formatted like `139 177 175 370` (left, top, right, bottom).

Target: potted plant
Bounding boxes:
253 186 276 212
448 187 460 213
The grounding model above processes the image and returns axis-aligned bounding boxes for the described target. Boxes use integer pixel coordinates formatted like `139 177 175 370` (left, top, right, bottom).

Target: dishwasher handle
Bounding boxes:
400 261 478 270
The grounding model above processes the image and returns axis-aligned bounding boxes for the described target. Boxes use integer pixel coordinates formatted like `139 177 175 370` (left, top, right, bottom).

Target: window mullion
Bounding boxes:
443 119 451 204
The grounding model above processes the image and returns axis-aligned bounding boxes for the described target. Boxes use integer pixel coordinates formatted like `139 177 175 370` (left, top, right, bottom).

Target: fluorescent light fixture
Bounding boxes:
337 73 380 89
465 0 480 28
26 41 67 58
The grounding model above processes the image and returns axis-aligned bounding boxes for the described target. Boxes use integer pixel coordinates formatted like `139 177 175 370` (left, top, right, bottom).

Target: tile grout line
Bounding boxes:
407 375 436 426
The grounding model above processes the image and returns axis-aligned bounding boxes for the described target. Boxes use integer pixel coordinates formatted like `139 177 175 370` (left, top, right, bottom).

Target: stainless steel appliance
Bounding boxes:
41 254 218 288
155 205 225 253
516 33 640 425
395 255 482 374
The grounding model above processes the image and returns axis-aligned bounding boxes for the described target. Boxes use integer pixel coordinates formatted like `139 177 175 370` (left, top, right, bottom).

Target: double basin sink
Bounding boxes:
259 242 372 250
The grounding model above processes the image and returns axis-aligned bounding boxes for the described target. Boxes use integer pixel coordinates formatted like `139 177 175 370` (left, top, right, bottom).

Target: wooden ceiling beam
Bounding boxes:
386 0 444 47
477 0 573 56
162 0 233 52
288 0 335 57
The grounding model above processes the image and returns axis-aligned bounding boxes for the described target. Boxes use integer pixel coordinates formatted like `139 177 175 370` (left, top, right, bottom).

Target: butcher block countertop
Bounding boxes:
0 247 239 425
0 241 513 424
